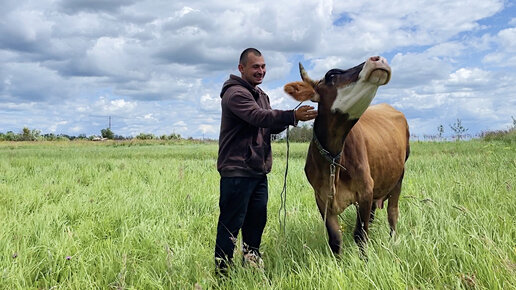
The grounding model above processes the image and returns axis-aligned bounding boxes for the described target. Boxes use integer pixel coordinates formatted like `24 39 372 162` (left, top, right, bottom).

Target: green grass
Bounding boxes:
0 140 514 289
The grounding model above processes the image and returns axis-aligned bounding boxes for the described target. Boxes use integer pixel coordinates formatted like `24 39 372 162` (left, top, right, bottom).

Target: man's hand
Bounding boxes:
295 105 318 121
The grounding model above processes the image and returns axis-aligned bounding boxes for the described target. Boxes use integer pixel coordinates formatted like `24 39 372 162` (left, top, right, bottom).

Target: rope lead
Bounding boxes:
278 101 304 235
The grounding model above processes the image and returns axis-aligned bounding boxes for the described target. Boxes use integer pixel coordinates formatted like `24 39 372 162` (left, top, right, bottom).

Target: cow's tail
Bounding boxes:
405 123 410 162
405 143 410 161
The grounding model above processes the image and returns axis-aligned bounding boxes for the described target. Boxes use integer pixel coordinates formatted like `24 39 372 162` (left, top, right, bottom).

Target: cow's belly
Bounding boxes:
369 150 405 197
366 135 407 199
354 106 408 199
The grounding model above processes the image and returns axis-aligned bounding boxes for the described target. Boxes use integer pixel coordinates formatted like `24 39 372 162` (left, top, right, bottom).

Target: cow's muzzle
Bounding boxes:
363 56 391 85
368 68 390 85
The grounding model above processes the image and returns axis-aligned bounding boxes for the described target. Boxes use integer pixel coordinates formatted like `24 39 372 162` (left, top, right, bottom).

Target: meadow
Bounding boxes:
0 140 514 289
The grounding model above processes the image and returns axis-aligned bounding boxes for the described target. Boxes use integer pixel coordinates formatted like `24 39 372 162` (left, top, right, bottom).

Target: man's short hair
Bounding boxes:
239 48 262 66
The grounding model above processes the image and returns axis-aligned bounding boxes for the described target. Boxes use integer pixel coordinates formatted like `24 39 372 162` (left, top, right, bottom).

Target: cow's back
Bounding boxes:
346 103 409 197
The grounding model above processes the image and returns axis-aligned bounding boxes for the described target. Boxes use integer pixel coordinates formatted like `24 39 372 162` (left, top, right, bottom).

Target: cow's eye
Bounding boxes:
324 69 346 85
329 74 336 85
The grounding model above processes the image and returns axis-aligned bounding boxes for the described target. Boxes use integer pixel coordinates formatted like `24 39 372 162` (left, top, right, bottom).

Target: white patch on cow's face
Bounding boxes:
330 56 390 119
330 81 379 119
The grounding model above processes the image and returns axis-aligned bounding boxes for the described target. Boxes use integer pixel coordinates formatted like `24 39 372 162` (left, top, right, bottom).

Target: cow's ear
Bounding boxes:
284 81 320 102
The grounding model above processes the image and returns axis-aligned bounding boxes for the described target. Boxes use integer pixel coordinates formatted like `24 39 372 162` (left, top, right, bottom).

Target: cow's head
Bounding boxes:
285 56 391 120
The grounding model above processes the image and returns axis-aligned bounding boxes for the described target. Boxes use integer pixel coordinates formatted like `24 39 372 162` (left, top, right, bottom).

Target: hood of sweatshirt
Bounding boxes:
220 74 260 99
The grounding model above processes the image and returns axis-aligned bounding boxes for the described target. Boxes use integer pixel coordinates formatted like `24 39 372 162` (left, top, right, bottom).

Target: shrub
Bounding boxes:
449 119 469 141
480 128 516 144
136 133 156 140
101 128 115 139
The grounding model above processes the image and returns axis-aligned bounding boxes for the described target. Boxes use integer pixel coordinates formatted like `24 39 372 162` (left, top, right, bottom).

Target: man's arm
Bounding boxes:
270 105 318 134
227 92 295 128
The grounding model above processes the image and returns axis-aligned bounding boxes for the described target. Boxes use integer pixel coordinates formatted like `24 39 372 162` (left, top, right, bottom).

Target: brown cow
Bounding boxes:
284 56 409 255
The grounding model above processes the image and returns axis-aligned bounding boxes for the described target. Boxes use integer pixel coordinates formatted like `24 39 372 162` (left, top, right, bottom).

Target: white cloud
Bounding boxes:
177 6 199 17
389 52 453 89
447 68 491 86
70 126 82 133
0 9 53 46
198 124 216 134
173 121 186 127
200 93 219 112
0 102 38 110
141 113 157 122
320 0 503 58
0 0 514 138
496 27 516 50
425 42 466 58
483 27 516 67
93 96 137 114
48 121 68 133
266 86 300 110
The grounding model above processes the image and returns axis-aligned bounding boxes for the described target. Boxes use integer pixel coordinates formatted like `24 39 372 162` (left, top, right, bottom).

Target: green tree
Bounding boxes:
4 131 17 141
169 133 181 140
136 133 156 140
437 124 444 140
20 127 40 141
449 119 468 141
43 133 57 141
101 128 114 139
288 124 313 142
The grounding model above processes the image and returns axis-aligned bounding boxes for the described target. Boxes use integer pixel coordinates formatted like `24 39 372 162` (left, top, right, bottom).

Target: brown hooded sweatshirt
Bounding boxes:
217 74 296 177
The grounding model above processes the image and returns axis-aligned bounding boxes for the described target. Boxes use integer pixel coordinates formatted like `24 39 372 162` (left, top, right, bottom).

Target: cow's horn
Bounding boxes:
299 63 316 87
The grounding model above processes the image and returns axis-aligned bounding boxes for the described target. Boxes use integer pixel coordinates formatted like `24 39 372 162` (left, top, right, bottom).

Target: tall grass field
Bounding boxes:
0 140 514 289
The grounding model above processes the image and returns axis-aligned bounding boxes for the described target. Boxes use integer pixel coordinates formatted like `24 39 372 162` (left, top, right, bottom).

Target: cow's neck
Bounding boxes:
313 112 357 158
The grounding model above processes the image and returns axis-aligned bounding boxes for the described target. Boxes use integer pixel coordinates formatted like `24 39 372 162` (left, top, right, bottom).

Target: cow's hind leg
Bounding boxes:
387 171 404 238
354 198 373 257
369 202 377 224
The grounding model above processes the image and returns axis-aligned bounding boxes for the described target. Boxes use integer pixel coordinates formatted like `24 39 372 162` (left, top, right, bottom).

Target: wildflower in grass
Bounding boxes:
66 256 71 260
12 253 18 259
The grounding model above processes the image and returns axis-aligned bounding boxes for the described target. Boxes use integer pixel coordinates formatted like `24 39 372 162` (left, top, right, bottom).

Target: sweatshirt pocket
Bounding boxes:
245 145 265 172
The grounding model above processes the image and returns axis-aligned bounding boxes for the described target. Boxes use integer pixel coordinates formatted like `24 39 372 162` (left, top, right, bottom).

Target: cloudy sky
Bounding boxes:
1 0 515 139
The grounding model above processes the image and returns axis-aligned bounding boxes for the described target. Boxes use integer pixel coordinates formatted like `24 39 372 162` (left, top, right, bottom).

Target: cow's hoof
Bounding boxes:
329 244 342 256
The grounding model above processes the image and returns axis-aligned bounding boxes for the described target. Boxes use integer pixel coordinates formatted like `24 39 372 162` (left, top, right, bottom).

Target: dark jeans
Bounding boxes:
214 176 268 269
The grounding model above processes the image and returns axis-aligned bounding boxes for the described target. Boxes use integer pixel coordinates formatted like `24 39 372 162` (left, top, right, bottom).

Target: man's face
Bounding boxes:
239 53 266 87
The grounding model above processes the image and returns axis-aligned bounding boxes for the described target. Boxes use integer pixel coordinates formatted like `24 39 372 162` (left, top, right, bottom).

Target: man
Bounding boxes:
215 48 317 274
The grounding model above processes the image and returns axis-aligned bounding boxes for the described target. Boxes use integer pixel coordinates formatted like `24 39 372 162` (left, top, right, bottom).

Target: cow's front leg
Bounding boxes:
316 198 342 255
354 198 372 256
324 214 342 254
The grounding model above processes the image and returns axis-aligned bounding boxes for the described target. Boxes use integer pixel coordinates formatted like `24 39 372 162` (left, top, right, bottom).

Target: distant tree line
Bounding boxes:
276 119 477 143
273 124 313 142
0 127 183 142
135 132 182 140
274 117 515 144
478 116 516 144
411 117 515 143
2 117 514 143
